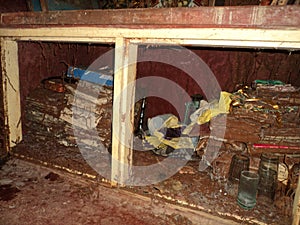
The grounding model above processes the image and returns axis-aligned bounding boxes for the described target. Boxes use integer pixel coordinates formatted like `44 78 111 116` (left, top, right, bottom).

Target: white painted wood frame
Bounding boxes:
1 38 22 150
1 26 300 187
112 38 137 185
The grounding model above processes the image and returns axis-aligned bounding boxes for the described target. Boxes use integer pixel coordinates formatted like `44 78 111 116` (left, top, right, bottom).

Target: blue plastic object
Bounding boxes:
30 0 99 11
67 66 113 87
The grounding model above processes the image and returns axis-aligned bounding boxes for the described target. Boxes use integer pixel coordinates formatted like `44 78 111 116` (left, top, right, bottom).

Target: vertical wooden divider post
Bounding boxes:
1 39 22 151
111 38 138 186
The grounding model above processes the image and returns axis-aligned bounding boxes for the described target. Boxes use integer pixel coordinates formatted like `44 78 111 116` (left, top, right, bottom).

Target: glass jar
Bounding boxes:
237 171 259 210
228 154 250 183
287 163 300 196
257 153 279 200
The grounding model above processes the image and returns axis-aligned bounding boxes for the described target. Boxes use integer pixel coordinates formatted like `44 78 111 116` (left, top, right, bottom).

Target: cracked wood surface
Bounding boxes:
1 6 300 29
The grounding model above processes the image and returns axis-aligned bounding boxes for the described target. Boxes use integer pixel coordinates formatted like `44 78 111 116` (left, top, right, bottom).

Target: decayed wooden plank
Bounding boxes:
111 38 137 185
1 27 300 42
0 39 22 149
1 27 300 50
1 6 300 28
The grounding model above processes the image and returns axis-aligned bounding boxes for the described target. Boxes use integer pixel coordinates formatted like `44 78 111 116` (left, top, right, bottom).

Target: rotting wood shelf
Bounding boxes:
12 77 300 224
1 5 300 225
1 6 300 28
11 143 291 225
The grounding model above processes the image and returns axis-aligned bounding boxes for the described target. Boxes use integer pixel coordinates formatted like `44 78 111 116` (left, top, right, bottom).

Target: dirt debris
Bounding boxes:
0 159 235 225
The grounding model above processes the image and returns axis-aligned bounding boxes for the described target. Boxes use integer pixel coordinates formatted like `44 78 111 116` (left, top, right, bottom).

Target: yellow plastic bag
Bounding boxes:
197 91 232 125
183 91 232 134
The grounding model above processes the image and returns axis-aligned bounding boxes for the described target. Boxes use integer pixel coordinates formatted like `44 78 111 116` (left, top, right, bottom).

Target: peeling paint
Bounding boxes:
216 8 224 25
1 39 9 153
1 39 22 150
229 11 232 24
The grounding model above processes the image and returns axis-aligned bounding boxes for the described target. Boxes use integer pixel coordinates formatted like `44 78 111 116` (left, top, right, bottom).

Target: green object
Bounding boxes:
237 171 259 210
254 80 285 85
183 94 203 125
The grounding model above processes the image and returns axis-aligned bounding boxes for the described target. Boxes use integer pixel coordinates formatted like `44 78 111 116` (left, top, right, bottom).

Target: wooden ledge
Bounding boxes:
1 6 300 29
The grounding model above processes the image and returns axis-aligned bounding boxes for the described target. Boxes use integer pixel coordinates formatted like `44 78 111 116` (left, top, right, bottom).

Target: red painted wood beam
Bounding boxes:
1 6 300 29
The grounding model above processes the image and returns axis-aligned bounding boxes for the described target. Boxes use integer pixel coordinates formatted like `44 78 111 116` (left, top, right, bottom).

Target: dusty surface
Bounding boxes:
11 82 299 225
0 159 236 225
12 140 292 225
7 70 299 225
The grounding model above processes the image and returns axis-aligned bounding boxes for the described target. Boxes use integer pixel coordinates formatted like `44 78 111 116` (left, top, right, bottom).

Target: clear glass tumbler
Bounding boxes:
237 171 259 210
